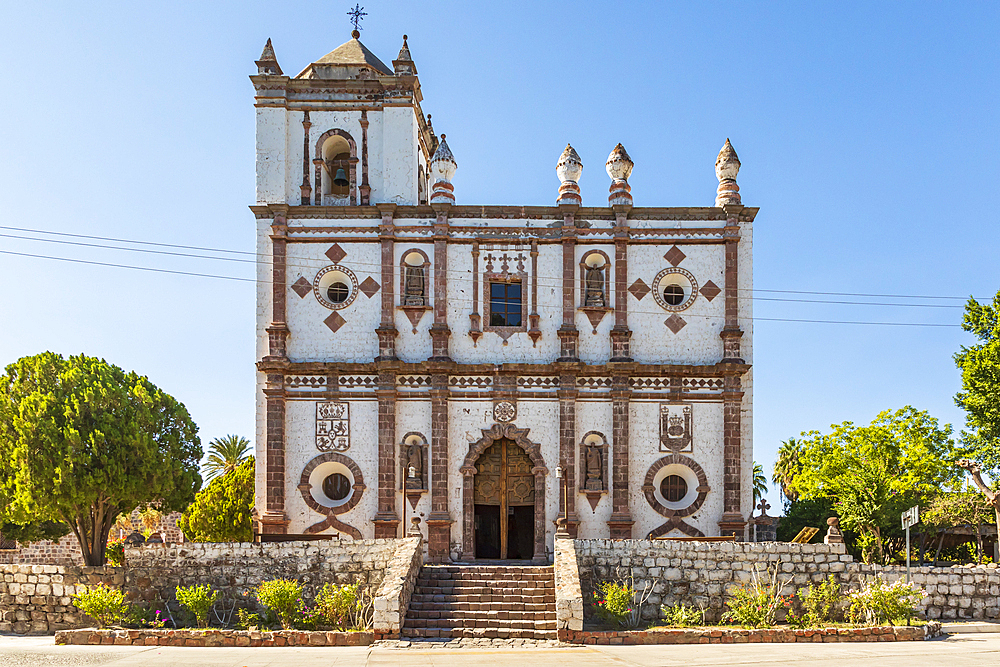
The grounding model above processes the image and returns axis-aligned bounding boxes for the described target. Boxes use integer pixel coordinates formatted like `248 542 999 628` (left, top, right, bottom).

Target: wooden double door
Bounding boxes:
473 438 535 559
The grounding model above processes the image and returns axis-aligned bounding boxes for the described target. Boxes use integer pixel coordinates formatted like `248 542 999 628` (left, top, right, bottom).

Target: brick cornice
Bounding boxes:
257 359 751 377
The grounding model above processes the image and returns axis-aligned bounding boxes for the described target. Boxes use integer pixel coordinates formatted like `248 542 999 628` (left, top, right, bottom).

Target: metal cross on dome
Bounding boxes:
347 4 367 32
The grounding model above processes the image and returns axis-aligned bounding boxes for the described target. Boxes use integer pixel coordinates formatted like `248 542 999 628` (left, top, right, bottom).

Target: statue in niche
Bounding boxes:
406 443 423 488
585 444 603 491
403 264 426 306
584 265 605 307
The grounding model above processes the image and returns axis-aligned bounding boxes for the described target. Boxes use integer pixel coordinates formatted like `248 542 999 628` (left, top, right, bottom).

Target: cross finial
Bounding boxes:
347 4 367 33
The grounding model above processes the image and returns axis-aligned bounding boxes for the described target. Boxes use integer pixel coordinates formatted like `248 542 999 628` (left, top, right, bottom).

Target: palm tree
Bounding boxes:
752 461 769 508
772 438 803 502
203 435 252 482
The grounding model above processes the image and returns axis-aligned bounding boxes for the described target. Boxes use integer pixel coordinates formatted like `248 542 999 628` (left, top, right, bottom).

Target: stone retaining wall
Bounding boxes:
0 565 121 634
569 539 1000 623
2 538 424 635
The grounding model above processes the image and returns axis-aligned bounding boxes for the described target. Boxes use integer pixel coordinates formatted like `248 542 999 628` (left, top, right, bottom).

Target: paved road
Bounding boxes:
2 634 1000 666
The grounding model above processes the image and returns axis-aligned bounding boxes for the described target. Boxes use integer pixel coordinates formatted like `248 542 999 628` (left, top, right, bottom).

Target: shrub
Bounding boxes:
798 574 843 625
722 566 792 629
72 584 130 628
848 576 924 625
314 582 359 630
175 584 219 628
105 539 126 567
125 604 166 628
592 580 634 627
660 602 704 627
256 579 303 630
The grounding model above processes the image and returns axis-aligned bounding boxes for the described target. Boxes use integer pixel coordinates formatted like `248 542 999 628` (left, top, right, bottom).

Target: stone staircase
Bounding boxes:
402 564 557 640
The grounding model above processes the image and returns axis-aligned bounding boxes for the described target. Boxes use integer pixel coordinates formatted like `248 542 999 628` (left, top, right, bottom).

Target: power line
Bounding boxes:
0 249 964 328
1 227 985 308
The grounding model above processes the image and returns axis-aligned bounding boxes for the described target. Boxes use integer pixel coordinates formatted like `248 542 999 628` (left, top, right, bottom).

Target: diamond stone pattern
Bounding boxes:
628 278 650 301
291 276 312 298
324 311 346 333
359 276 381 298
325 244 347 263
664 314 687 334
664 246 686 267
700 280 721 302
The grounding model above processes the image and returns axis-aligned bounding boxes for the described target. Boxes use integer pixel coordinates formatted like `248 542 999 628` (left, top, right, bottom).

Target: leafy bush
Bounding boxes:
798 574 843 625
722 566 792 628
105 539 126 567
175 584 218 628
180 458 254 542
592 580 634 627
848 576 924 625
72 584 130 628
256 579 303 630
314 582 360 630
660 602 704 627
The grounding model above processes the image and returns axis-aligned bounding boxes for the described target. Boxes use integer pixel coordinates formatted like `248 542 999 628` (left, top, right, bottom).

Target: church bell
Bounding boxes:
333 168 349 187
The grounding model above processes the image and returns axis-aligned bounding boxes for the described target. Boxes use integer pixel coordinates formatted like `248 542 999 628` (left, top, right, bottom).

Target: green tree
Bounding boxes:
0 520 70 545
752 461 768 507
954 290 1000 475
793 407 959 564
203 434 252 482
180 457 254 542
772 438 804 501
0 352 202 565
954 290 1000 554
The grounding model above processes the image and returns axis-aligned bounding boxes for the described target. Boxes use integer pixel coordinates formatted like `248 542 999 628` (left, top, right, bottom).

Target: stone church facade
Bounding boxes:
252 31 756 562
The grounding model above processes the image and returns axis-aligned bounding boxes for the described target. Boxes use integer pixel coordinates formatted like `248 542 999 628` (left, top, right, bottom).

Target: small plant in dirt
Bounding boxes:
847 576 924 626
256 579 303 630
72 584 130 628
175 584 219 628
660 602 704 627
592 580 634 627
722 565 793 629
797 574 843 625
315 582 360 630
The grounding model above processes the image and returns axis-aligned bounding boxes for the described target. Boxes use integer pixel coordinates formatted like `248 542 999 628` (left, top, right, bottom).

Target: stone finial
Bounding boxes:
556 144 583 205
429 134 457 205
393 34 416 76
606 143 634 206
824 516 845 545
715 138 741 207
255 38 283 76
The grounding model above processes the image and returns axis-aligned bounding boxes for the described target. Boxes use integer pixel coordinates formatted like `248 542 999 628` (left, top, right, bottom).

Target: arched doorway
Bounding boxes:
473 438 535 559
460 423 548 562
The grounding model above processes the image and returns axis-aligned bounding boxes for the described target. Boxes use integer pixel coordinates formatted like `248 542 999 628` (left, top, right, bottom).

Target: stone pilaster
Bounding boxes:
426 373 452 562
557 204 580 361
607 374 633 538
373 371 399 538
719 373 746 538
429 205 451 360
359 110 371 205
558 375 578 536
376 204 398 361
610 206 632 362
264 206 289 361
300 112 312 205
258 372 288 534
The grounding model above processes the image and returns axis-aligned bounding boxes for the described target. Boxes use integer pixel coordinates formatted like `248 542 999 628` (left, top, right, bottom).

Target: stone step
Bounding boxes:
411 586 554 596
404 617 556 630
409 593 555 604
406 610 555 622
416 576 555 587
402 627 558 640
409 601 553 613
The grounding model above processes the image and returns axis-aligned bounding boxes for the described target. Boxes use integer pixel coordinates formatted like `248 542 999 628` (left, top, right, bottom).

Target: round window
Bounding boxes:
660 474 687 503
327 282 349 304
663 284 685 306
322 473 351 501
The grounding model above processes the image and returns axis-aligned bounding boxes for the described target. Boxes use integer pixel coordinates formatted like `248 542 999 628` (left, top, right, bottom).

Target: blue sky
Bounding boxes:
0 2 997 514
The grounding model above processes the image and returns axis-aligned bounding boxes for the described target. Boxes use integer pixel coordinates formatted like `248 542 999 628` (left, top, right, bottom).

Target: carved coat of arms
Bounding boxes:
659 404 692 452
316 402 350 451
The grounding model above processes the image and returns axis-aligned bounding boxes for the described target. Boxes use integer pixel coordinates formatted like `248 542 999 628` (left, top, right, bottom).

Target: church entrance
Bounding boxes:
473 438 535 559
